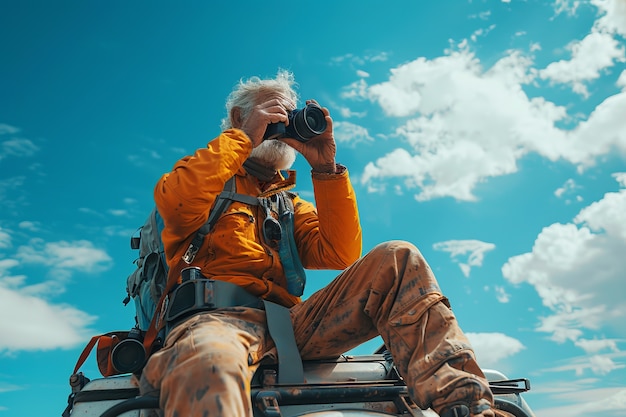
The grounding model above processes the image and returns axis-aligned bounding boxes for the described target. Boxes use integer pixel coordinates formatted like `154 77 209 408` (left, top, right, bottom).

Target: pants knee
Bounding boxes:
370 240 426 264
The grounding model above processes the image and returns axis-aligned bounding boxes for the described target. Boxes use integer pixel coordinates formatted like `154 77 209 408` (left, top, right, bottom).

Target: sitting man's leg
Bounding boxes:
291 240 495 417
139 308 268 417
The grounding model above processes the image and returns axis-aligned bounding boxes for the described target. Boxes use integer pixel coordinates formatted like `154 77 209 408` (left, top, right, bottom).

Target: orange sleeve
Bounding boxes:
154 129 252 263
293 168 363 270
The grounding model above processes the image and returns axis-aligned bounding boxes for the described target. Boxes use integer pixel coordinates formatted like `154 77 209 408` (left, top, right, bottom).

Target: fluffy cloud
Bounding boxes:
0 124 19 135
502 174 626 360
359 42 626 200
353 1 626 202
593 0 626 37
0 228 11 249
0 285 96 352
0 138 40 160
333 121 374 147
16 239 112 273
0 238 111 352
539 31 625 97
467 332 525 369
433 239 496 277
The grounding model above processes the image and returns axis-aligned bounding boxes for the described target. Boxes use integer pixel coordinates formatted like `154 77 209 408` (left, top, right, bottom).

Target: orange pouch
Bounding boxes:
73 331 130 377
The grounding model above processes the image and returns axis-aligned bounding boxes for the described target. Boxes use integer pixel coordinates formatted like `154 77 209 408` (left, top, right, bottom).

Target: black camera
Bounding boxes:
263 103 327 143
111 327 146 374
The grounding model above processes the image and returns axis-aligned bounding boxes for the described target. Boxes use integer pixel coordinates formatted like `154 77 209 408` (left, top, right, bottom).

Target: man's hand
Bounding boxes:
280 100 337 173
236 97 291 147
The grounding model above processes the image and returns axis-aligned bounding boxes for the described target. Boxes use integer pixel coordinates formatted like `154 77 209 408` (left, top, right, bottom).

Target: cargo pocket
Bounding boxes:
389 293 448 327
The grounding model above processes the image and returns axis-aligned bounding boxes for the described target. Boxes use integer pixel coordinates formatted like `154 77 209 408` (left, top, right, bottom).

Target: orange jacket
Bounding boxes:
154 129 362 307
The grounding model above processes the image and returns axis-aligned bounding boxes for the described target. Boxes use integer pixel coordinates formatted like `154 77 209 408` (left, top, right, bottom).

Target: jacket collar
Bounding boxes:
243 158 277 182
239 158 297 198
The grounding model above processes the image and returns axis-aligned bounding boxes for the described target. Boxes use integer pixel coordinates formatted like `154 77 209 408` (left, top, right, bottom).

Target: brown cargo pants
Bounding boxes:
139 240 495 416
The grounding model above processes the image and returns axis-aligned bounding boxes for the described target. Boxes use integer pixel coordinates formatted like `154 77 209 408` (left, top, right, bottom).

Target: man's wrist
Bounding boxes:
312 163 346 175
311 162 336 174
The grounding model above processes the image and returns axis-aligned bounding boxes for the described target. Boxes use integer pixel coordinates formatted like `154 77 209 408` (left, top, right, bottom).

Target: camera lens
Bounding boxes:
291 104 327 142
307 115 320 129
111 336 146 374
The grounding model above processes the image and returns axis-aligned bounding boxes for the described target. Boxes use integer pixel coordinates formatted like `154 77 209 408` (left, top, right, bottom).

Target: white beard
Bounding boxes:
249 140 297 170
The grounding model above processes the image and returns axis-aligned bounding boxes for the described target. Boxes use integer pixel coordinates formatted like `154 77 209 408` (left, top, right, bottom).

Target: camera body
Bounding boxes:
263 103 327 143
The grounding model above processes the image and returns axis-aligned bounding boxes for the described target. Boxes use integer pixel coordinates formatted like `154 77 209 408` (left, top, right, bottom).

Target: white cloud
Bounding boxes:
338 107 367 118
619 69 626 88
470 24 496 42
574 172 626 241
555 178 578 198
108 209 129 217
575 338 619 354
0 260 19 276
536 387 626 416
0 137 40 160
345 1 626 202
0 228 11 249
331 52 389 67
362 148 420 194
553 0 581 16
356 38 626 201
368 52 389 63
501 175 626 373
588 355 621 375
593 0 626 37
433 239 496 277
341 79 370 101
333 121 374 147
495 285 510 303
0 284 96 352
16 239 113 273
466 332 525 369
469 10 491 21
0 382 20 393
0 123 20 135
614 172 626 186
18 221 40 232
542 350 626 377
127 147 162 166
555 178 583 204
0 238 110 353
358 47 561 201
539 31 625 97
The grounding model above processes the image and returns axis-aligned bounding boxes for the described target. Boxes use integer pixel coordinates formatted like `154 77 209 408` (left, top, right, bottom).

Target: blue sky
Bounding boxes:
1 1 625 416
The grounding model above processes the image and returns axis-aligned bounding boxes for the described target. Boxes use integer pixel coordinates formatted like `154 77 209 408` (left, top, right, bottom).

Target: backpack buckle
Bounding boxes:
182 243 199 264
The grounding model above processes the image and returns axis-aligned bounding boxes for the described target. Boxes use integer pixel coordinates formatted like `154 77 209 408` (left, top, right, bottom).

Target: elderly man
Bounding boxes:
139 70 497 417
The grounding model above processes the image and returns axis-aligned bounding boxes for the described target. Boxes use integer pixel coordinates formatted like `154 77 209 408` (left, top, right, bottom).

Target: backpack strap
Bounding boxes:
263 299 304 383
277 192 306 296
143 176 260 354
182 176 259 264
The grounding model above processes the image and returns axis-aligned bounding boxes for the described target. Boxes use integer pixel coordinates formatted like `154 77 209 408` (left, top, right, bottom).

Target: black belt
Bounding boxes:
164 269 304 383
165 278 263 329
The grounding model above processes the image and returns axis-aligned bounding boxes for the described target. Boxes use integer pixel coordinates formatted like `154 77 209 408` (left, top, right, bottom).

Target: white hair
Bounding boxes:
221 69 299 131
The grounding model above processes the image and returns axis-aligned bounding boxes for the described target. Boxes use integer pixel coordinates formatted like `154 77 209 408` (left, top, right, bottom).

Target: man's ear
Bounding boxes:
231 107 243 128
